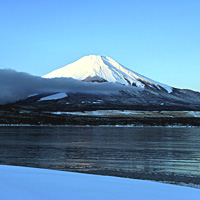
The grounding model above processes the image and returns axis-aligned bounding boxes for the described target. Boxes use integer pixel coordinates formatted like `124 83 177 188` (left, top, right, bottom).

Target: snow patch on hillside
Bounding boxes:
51 110 200 118
187 111 200 118
28 93 39 98
38 93 68 101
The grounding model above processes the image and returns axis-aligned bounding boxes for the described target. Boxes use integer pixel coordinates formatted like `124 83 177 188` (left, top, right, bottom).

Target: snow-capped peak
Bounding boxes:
43 55 172 93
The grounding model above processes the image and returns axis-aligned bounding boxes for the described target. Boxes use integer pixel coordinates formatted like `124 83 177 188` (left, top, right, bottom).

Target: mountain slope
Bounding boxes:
9 55 200 112
43 55 172 93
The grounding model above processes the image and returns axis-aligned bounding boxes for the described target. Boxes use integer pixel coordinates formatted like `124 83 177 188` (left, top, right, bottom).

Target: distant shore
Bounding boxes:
0 109 200 126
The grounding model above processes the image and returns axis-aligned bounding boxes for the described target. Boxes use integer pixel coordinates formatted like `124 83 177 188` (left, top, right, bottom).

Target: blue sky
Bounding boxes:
0 0 200 91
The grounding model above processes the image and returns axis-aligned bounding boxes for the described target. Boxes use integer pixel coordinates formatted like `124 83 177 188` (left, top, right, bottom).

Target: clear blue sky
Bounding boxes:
0 0 200 91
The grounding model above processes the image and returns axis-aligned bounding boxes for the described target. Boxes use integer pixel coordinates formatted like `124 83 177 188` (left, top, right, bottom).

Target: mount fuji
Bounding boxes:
43 55 172 93
9 55 200 113
1 55 200 125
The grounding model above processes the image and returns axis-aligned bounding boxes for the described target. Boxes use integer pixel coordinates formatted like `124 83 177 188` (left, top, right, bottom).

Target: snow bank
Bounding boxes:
187 111 200 118
52 110 200 118
0 165 200 200
38 93 68 101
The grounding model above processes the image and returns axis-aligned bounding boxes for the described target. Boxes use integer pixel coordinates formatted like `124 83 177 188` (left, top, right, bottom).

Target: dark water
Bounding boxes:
1 126 200 186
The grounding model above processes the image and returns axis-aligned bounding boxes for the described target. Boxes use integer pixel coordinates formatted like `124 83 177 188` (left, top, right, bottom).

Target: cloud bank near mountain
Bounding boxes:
0 69 140 105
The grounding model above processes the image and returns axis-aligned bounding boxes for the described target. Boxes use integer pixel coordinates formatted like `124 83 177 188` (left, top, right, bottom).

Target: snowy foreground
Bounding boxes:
1 165 200 200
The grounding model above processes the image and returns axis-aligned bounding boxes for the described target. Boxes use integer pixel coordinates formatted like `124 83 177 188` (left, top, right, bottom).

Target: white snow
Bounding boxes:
63 110 146 117
51 110 200 118
28 93 39 98
92 101 100 104
38 93 68 101
43 55 172 93
187 111 200 118
0 165 199 200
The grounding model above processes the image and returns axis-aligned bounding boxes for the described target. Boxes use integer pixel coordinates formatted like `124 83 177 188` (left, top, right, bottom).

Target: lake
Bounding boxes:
0 126 200 186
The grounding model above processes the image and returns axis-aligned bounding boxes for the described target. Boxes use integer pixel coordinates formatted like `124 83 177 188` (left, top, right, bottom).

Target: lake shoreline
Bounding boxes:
4 163 200 189
1 106 200 126
1 113 200 126
1 165 200 200
0 124 199 128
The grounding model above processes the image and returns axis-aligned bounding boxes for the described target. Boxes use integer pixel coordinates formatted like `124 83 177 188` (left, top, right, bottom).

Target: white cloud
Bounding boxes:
0 69 140 105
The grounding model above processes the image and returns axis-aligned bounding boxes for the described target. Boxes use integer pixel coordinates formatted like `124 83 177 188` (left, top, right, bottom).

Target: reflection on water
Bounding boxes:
0 126 200 185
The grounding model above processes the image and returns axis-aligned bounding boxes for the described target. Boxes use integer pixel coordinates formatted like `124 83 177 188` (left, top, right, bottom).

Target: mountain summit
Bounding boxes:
43 55 172 93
